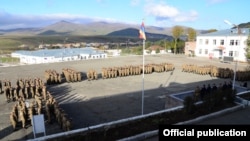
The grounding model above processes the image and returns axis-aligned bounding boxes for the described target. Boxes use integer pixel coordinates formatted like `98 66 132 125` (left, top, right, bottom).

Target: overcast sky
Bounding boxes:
0 0 248 30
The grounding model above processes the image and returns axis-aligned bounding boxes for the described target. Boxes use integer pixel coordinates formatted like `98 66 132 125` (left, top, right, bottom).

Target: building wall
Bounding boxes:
14 48 107 64
184 41 196 56
195 35 248 62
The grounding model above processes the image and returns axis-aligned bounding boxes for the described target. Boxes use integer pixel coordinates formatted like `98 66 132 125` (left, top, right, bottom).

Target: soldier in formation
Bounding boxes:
87 69 98 81
193 86 200 102
193 80 233 102
10 111 18 131
44 69 62 85
0 80 2 94
2 77 46 103
181 63 243 81
62 68 82 83
101 62 174 79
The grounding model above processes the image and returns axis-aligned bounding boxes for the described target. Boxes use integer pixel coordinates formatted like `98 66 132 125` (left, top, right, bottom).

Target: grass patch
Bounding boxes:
0 56 20 63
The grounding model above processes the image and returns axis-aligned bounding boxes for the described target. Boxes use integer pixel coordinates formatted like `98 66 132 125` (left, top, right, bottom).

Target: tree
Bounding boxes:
146 41 152 49
246 35 250 60
156 48 160 54
172 26 184 54
246 35 250 70
186 28 197 41
176 39 185 53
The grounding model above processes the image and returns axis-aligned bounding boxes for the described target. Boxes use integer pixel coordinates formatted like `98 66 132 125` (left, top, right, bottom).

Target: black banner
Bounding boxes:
159 125 249 140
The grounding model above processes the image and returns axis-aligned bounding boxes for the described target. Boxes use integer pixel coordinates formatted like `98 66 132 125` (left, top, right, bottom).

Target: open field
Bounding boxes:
0 54 248 140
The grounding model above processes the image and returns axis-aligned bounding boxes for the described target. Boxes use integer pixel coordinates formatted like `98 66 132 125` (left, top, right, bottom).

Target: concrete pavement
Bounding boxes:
0 54 249 141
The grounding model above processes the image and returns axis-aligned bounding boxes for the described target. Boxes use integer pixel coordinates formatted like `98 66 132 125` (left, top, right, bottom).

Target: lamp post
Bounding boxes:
224 20 240 90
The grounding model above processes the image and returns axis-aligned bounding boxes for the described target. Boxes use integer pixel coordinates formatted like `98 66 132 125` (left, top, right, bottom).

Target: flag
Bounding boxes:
139 21 146 40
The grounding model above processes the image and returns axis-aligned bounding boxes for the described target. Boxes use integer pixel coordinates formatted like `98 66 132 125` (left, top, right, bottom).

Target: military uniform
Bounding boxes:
10 112 17 131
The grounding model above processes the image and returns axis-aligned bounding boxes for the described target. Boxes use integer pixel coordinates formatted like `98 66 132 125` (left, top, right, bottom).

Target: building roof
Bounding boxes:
198 28 250 37
14 47 105 58
148 45 165 50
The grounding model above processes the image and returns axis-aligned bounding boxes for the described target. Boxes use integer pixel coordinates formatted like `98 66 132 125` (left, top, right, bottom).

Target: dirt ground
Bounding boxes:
0 54 248 141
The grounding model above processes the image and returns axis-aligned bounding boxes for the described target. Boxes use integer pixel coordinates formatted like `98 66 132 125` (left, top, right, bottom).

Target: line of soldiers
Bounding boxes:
193 81 233 101
235 70 250 81
101 62 175 79
44 69 62 85
45 62 174 82
2 77 45 103
45 92 73 132
62 68 82 83
151 63 175 73
182 64 235 79
184 63 250 81
182 64 216 75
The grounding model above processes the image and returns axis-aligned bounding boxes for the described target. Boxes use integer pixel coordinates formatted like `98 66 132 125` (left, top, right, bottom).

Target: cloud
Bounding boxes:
145 3 179 18
144 3 198 24
0 11 119 29
173 10 198 22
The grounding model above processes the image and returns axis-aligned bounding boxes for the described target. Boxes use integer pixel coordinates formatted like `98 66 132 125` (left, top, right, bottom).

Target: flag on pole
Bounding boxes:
139 21 146 40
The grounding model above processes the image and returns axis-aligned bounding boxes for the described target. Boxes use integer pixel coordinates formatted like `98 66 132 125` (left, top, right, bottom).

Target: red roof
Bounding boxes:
148 45 164 50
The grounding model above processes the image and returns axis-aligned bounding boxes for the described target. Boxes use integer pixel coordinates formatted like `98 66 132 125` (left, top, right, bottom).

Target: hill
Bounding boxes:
107 28 173 40
1 20 249 37
238 22 250 28
0 21 182 37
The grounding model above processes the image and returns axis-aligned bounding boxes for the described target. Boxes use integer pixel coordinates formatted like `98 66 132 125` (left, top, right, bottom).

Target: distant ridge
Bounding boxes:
0 20 175 37
4 20 250 37
107 28 173 40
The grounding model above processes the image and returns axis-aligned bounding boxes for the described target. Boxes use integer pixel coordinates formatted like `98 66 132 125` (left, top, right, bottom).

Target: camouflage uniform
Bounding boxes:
10 112 17 131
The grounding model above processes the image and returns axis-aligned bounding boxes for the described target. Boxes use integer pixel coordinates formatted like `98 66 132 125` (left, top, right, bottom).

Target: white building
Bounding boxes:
195 28 249 62
11 47 107 64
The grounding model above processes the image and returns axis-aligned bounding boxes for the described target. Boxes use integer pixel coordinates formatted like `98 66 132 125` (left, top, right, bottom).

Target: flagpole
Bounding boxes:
142 39 145 115
139 19 146 115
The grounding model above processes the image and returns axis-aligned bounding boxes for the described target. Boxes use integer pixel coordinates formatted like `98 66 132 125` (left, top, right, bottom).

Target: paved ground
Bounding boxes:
0 54 248 141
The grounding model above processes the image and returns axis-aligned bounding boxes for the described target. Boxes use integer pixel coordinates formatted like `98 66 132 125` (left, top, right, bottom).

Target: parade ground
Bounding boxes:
0 54 248 141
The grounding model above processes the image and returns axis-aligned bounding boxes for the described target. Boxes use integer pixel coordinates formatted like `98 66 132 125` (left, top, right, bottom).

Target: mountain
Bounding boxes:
0 28 41 35
107 28 173 40
0 21 174 37
1 20 224 39
238 22 250 28
2 20 249 37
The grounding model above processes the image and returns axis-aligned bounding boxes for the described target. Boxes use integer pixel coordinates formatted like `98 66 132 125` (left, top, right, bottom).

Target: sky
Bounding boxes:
0 0 249 30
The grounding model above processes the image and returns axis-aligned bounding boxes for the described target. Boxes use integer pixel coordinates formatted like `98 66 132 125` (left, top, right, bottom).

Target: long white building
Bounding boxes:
11 47 107 64
195 28 249 62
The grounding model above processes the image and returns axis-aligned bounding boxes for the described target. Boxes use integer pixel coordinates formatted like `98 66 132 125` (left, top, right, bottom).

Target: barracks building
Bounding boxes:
11 47 107 64
194 28 249 62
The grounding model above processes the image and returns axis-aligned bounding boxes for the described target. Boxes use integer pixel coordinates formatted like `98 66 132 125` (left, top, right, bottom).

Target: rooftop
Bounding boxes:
13 47 105 58
198 28 250 37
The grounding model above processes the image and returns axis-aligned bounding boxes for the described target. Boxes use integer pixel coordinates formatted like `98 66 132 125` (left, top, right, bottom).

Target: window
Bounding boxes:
205 39 209 45
199 39 202 45
205 49 208 54
235 40 239 46
199 49 202 54
230 40 234 45
213 39 216 45
220 39 224 45
229 51 233 56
